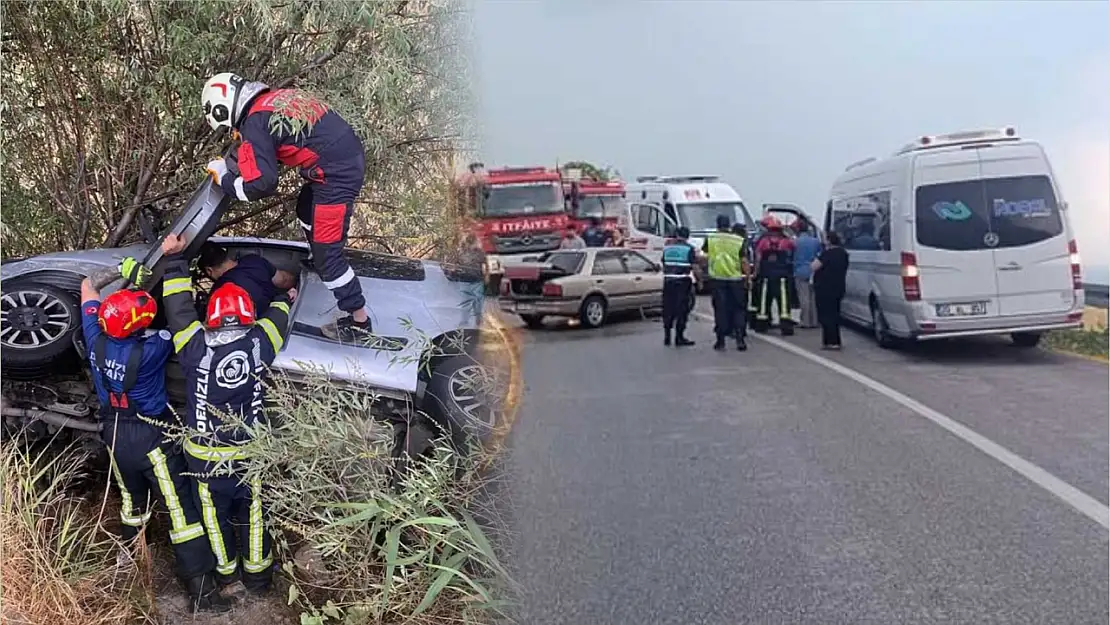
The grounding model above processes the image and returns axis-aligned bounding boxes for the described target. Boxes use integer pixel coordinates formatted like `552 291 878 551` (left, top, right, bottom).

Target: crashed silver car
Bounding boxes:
1 172 495 451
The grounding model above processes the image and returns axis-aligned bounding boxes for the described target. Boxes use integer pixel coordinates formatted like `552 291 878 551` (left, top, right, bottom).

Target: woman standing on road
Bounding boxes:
810 231 850 350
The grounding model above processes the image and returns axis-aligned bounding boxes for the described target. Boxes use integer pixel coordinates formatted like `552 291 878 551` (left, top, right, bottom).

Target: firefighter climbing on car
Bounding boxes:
752 214 797 336
200 72 370 342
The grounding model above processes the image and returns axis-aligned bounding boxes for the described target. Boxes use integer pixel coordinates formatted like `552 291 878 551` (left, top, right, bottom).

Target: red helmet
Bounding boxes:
98 289 158 339
760 214 783 230
206 283 256 329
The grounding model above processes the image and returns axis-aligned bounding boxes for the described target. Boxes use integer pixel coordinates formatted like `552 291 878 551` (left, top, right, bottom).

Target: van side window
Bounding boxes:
830 190 892 251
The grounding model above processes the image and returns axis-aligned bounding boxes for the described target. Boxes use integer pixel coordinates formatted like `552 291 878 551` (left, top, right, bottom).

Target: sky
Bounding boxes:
470 0 1110 281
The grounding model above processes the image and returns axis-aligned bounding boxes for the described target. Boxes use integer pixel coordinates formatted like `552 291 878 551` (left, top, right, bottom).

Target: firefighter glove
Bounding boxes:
206 158 228 185
119 257 151 287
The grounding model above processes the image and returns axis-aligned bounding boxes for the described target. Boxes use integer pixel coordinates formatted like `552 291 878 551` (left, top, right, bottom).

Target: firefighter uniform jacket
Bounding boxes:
222 89 366 206
161 256 291 472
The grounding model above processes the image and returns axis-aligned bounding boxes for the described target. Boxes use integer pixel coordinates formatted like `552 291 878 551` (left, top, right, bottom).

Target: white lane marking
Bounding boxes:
691 311 1110 529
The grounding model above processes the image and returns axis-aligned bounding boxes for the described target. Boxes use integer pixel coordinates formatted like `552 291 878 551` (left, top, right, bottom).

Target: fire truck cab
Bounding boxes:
562 169 627 236
453 163 569 293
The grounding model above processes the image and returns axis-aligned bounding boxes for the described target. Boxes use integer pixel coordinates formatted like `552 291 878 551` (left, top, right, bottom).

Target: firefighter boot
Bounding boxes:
664 328 672 346
713 336 726 351
735 333 748 351
675 330 695 347
186 573 236 614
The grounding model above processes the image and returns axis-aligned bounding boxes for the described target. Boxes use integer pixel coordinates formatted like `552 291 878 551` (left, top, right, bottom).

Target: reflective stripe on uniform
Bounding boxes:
257 318 283 352
779 279 792 320
269 301 290 315
758 279 770 320
110 454 151 527
242 473 272 574
184 439 250 463
173 320 202 353
322 267 356 290
234 177 249 202
147 448 205 544
162 277 193 297
197 481 237 576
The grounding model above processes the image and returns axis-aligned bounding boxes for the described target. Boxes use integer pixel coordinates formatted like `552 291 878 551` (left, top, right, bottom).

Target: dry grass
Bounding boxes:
0 440 153 625
1081 306 1107 331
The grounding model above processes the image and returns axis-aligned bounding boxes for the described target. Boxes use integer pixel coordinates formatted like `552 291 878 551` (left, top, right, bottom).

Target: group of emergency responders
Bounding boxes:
660 213 803 351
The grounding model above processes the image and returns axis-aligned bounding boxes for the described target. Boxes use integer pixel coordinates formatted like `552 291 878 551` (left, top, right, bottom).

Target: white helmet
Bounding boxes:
201 72 270 131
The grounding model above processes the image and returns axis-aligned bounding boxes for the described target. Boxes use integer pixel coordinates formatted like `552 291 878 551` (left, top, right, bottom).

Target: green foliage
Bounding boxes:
1 0 470 257
560 160 619 182
1044 327 1109 360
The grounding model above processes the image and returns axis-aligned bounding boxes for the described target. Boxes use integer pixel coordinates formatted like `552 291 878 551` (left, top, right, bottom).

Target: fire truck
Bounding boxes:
452 163 569 292
562 169 626 235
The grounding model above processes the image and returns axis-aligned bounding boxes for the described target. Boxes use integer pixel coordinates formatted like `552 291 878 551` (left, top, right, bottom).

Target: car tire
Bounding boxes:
1 283 81 379
423 353 497 452
870 301 896 349
520 314 544 329
579 295 608 329
1011 332 1043 348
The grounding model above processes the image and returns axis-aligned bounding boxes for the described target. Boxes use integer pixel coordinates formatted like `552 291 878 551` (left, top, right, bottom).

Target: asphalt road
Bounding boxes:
501 304 1109 625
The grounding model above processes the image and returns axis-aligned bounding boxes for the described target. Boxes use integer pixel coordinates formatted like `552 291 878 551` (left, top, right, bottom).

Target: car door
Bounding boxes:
620 250 664 307
627 202 667 256
977 146 1073 317
590 250 634 310
141 147 239 282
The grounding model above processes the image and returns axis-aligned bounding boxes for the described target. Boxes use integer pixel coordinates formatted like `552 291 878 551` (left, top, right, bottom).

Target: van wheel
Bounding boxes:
1011 332 1043 348
1 283 81 379
579 295 608 329
870 302 896 349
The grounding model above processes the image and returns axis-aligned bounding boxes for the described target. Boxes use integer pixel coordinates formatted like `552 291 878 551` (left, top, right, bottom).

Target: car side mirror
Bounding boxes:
652 263 662 272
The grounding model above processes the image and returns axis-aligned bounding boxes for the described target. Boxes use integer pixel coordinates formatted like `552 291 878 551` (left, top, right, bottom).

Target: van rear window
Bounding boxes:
914 175 1062 251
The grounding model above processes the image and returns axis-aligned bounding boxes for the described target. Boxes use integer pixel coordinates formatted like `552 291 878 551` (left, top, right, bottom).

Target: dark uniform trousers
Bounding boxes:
754 275 796 335
105 415 213 581
711 278 748 340
662 277 693 334
296 166 366 315
192 468 273 589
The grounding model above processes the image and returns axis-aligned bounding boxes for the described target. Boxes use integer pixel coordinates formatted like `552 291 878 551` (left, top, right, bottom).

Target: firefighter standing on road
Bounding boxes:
200 72 370 342
661 226 697 347
753 214 797 335
702 214 749 351
79 260 232 613
160 233 294 595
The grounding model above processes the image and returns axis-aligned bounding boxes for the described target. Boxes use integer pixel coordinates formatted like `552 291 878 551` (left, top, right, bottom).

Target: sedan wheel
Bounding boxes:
580 295 607 329
0 283 80 379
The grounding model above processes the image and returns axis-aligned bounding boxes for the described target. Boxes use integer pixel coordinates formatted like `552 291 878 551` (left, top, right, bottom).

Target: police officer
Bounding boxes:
79 259 232 613
200 72 369 341
661 226 697 347
702 214 749 351
160 234 293 594
753 214 797 335
581 216 612 248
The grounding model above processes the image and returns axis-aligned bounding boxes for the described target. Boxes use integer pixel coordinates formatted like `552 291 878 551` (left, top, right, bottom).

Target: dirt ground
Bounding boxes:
1082 306 1107 330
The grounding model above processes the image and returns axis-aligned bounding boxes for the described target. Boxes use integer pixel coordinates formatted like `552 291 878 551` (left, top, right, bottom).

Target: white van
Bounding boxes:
825 127 1085 348
621 175 756 258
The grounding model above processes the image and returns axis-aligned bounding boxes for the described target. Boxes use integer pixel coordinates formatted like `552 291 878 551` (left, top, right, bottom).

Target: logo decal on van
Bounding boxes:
983 232 1000 247
992 198 1051 219
931 200 973 221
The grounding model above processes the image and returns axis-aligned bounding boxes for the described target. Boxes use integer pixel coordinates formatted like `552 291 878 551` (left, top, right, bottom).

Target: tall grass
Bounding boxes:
161 322 518 624
0 439 152 625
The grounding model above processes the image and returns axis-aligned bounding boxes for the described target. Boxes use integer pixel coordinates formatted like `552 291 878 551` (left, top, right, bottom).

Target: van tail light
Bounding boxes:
1068 239 1082 289
901 252 922 301
542 282 562 297
499 278 510 296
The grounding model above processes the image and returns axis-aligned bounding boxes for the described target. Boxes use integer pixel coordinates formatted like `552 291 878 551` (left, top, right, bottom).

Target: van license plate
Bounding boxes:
936 302 987 317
